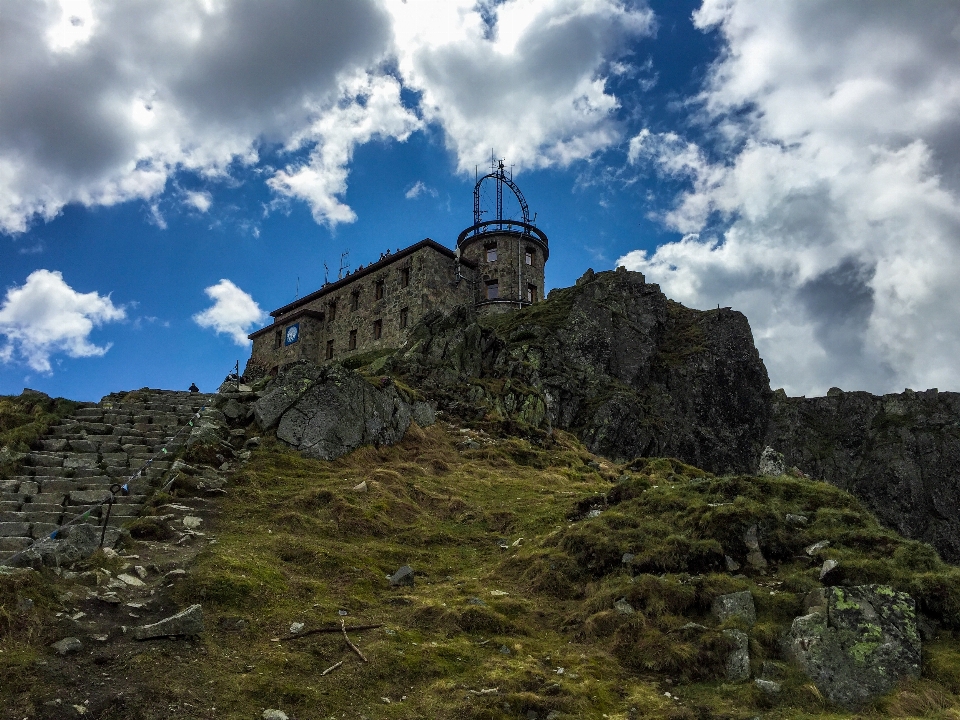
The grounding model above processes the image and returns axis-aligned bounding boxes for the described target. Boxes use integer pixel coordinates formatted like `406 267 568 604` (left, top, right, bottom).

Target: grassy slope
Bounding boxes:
0 392 82 478
4 421 960 719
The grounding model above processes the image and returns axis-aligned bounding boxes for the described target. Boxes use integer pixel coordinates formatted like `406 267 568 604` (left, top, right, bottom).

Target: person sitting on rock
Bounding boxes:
189 383 200 393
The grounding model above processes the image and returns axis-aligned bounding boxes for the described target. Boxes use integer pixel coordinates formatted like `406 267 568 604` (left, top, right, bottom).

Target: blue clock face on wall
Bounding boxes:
284 323 300 345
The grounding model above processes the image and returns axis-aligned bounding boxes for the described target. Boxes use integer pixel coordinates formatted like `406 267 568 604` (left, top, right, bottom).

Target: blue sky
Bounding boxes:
2 0 960 401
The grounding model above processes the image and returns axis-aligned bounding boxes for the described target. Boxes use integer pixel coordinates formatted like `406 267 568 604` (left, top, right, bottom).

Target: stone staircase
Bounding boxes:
0 389 217 563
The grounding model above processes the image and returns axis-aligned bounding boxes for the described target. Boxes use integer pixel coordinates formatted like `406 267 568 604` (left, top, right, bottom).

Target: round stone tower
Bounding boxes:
457 160 549 314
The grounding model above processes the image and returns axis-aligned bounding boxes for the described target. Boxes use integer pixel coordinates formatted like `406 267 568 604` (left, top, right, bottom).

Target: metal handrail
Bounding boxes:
457 220 549 249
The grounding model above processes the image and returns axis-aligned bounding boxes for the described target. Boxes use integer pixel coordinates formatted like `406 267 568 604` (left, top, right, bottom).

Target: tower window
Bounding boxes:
373 319 383 340
527 284 537 303
274 329 282 349
399 307 409 329
350 292 359 311
375 279 385 300
525 249 534 265
349 329 357 350
486 280 499 300
400 268 410 287
326 340 334 359
328 301 337 322
485 243 497 262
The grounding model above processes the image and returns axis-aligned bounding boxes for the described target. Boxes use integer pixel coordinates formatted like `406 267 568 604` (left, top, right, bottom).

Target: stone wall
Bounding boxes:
249 240 474 372
459 229 547 314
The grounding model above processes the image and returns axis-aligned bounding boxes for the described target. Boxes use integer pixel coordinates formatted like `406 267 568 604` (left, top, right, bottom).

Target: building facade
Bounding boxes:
246 167 549 375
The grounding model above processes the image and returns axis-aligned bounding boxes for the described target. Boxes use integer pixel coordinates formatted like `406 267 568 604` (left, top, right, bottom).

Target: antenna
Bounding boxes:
338 250 350 280
323 262 329 285
295 276 299 300
472 156 529 226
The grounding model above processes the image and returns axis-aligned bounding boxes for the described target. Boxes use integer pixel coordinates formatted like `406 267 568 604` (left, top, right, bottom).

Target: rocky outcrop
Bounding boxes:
253 362 429 460
767 388 960 563
389 268 772 473
786 585 921 708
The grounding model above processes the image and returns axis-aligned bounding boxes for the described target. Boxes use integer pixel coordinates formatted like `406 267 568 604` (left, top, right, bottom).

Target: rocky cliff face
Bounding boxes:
388 267 772 474
767 388 960 563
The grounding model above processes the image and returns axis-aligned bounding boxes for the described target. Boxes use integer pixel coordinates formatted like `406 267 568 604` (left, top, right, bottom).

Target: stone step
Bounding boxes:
16 481 39 496
0 521 31 537
68 490 112 505
0 511 25 523
0 501 21 512
26 502 65 513
24 452 63 468
28 492 67 506
0 537 32 552
23 511 62 524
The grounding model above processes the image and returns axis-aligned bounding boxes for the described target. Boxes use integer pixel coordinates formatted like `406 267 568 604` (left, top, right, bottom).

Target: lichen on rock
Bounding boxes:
785 584 921 708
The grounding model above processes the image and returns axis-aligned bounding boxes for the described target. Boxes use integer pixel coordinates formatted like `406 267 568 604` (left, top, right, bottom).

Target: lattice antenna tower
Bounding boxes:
338 250 350 280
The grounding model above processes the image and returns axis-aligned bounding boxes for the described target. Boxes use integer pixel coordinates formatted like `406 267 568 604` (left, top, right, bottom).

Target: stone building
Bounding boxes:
246 163 549 375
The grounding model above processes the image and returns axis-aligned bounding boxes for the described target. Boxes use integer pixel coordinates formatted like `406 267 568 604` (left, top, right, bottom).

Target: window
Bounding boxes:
526 284 537 303
349 329 357 350
350 292 359 311
399 307 408 329
328 301 337 322
326 340 334 360
400 267 410 288
274 329 282 349
373 319 383 340
486 280 499 299
485 243 497 262
375 279 385 300
525 249 534 266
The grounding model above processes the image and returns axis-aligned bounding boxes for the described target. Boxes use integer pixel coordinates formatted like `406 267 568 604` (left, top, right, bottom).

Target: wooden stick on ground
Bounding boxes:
341 618 368 663
321 660 344 676
283 623 383 641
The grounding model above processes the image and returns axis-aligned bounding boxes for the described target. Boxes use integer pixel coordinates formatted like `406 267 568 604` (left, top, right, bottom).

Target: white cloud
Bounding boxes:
387 0 656 172
1 0 655 234
184 190 212 213
620 0 960 396
0 269 126 372
193 279 265 347
267 73 421 227
405 180 437 199
0 0 394 233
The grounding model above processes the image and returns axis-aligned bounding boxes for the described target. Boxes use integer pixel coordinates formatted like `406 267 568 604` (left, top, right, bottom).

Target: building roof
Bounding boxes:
247 238 473 339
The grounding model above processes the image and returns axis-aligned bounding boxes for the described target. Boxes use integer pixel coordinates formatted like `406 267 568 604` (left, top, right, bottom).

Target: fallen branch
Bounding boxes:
341 618 368 663
320 660 343 676
283 623 383 641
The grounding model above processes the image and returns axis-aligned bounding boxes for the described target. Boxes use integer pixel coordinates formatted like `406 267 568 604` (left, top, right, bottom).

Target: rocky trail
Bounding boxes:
0 390 218 565
0 387 262 718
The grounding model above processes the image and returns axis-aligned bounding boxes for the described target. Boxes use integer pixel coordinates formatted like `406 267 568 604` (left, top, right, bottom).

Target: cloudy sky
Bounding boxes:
2 0 958 400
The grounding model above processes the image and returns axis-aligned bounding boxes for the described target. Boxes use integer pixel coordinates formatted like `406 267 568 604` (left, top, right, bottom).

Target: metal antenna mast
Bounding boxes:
473 155 529 226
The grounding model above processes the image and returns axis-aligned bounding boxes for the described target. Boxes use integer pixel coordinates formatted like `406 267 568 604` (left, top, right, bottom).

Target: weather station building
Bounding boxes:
246 160 549 375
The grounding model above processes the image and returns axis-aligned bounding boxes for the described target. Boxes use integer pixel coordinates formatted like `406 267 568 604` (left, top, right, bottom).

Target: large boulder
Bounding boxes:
785 585 920 708
255 363 417 461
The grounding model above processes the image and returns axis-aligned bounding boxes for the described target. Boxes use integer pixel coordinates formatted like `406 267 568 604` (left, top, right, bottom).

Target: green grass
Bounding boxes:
0 390 82 478
3 423 960 719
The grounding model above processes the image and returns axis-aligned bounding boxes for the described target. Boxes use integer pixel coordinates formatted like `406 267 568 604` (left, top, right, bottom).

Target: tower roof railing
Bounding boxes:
457 219 549 255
